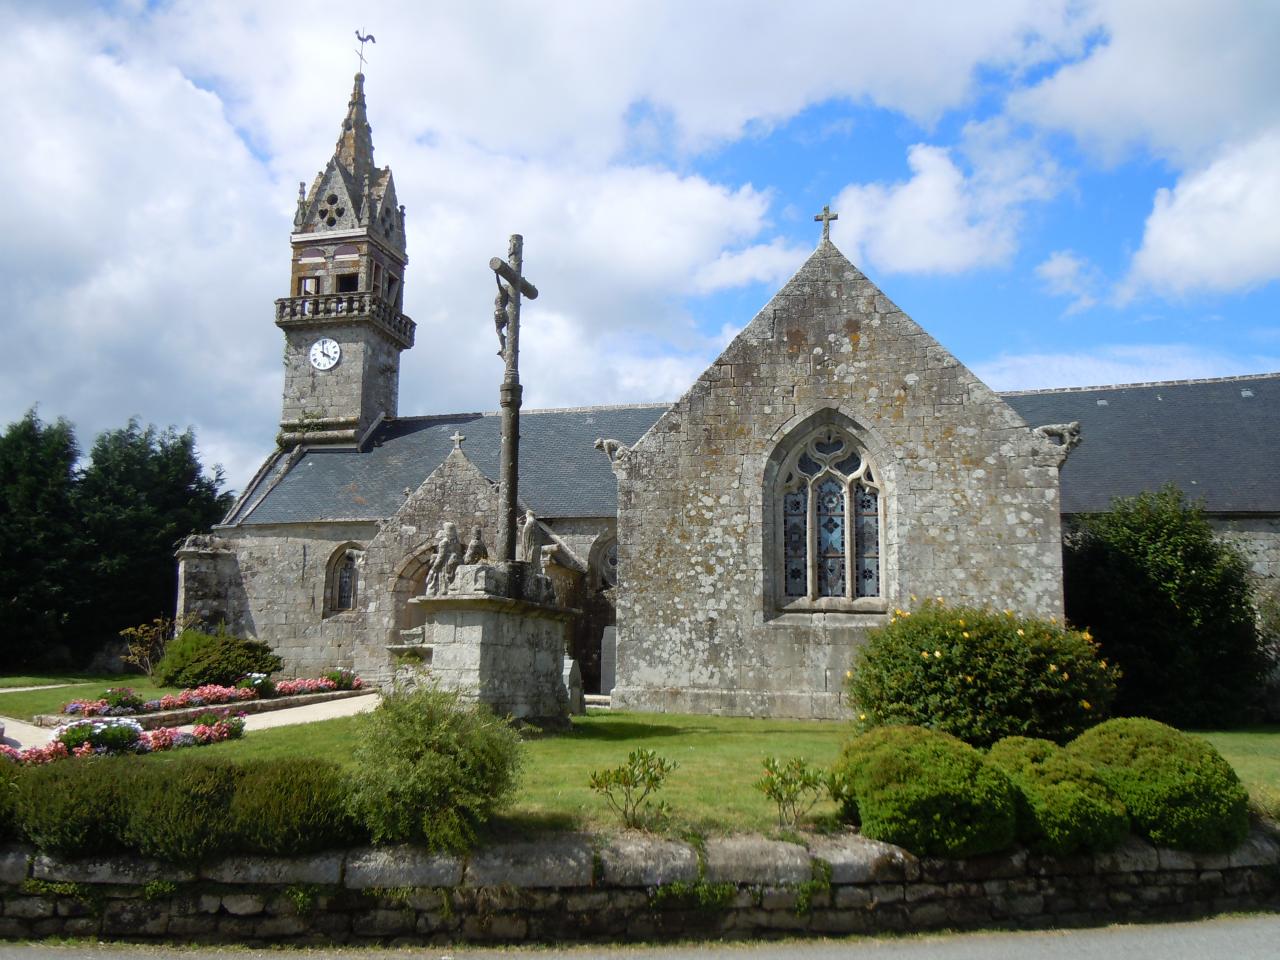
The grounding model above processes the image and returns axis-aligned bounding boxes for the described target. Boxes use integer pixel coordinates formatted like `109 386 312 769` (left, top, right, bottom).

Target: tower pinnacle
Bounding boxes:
335 73 375 190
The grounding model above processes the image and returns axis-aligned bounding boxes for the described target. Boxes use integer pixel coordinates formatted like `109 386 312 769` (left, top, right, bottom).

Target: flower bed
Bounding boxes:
60 670 363 718
0 711 246 765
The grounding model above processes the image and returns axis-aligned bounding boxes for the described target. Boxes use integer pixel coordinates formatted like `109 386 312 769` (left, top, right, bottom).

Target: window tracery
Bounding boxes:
776 424 882 606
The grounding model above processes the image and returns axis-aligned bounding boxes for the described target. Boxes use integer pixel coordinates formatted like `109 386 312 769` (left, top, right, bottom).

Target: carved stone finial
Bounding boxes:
450 430 465 450
594 437 629 463
814 204 838 241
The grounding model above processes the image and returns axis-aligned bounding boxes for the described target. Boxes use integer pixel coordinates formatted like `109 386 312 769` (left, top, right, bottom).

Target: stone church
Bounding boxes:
177 75 1279 719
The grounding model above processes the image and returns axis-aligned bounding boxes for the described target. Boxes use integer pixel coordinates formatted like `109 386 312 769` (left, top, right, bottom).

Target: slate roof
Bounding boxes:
1002 372 1280 515
226 373 1280 526
227 405 668 525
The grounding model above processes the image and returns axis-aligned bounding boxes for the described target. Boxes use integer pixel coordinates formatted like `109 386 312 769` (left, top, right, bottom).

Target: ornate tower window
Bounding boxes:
775 424 882 607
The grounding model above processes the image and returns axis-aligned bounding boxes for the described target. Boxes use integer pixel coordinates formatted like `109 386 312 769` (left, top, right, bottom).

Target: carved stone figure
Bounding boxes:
1033 421 1083 450
493 279 511 356
594 437 629 463
423 521 464 595
517 510 539 563
463 525 488 564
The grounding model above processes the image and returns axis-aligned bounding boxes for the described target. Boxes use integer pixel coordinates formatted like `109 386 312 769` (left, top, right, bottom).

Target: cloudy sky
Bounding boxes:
4 1 1278 492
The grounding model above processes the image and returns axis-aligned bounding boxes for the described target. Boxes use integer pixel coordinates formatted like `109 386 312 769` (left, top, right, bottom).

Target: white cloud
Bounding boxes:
1035 250 1099 313
832 124 1060 274
132 1 1091 165
0 15 283 489
1011 1 1280 166
1119 131 1280 300
691 239 809 295
975 344 1280 392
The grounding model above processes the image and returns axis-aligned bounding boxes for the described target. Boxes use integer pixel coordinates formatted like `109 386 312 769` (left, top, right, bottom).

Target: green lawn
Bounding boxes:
163 710 1280 835
139 709 846 835
0 680 182 720
0 673 118 689
6 679 1277 836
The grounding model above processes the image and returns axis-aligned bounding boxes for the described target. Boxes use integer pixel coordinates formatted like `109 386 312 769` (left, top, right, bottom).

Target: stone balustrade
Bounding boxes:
275 293 415 349
1 827 1277 944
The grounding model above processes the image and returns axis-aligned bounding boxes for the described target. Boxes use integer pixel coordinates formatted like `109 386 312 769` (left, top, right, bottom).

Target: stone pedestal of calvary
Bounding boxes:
407 235 580 725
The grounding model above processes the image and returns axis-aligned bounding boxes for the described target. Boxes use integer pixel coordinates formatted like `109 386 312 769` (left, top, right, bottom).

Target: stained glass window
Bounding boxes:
775 424 881 604
816 477 846 597
335 556 356 610
783 489 808 597
854 484 879 598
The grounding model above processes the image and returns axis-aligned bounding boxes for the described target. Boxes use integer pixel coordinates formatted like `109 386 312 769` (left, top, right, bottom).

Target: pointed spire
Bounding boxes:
334 73 375 189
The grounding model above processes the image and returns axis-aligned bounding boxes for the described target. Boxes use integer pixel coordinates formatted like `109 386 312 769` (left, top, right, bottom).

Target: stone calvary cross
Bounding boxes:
490 235 539 565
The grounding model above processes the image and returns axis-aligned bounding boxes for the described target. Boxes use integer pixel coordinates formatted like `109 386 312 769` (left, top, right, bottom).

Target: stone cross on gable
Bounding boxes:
814 205 838 241
450 430 465 450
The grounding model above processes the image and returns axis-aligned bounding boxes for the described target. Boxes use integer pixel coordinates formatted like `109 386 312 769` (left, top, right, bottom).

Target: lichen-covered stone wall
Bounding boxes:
177 522 378 677
1 829 1275 944
1211 515 1280 585
354 448 504 685
614 242 1067 719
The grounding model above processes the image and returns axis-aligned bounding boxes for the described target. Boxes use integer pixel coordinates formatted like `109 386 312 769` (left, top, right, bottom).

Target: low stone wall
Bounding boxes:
1 829 1277 944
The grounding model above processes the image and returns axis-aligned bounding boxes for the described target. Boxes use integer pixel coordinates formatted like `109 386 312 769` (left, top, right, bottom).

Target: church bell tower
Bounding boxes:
276 73 414 447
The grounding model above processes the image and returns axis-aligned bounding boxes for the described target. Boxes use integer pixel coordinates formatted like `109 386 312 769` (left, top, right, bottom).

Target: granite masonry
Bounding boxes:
176 73 1280 715
612 240 1070 718
2 828 1277 945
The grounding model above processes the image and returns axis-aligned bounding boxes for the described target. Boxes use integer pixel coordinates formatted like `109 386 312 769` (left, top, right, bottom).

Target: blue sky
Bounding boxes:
2 2 1277 490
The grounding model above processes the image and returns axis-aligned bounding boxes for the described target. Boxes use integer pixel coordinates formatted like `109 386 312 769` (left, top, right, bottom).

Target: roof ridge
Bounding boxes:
998 371 1280 396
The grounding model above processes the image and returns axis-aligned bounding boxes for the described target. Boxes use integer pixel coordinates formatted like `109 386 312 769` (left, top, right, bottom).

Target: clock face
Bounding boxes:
309 338 341 371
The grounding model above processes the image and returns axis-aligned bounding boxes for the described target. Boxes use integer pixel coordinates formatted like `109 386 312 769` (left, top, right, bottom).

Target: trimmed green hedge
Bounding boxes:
4 756 360 863
0 760 21 841
846 601 1118 747
987 736 1129 856
13 757 134 856
831 725 1017 858
231 759 360 855
1067 718 1249 852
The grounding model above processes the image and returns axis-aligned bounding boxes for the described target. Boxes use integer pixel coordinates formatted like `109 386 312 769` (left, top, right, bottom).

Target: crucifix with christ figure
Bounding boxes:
490 235 539 565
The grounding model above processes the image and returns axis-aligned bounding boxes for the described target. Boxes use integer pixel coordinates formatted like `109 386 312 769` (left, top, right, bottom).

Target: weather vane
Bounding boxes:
354 29 376 73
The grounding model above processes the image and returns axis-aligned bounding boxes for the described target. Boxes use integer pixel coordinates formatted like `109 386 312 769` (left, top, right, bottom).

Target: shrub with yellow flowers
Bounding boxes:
845 600 1119 747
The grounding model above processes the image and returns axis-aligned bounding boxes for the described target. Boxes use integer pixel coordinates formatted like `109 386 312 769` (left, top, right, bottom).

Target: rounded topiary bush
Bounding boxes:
831 725 1017 858
1067 718 1249 852
155 626 283 688
987 736 1129 856
230 758 362 854
846 600 1119 747
345 685 523 852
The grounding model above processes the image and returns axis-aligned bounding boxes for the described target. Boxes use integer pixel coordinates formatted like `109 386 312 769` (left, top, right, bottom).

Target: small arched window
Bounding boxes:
324 544 362 617
773 423 883 609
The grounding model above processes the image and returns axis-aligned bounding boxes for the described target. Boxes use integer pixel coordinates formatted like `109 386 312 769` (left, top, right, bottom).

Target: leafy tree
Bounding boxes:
1063 485 1270 727
0 410 82 665
71 420 234 655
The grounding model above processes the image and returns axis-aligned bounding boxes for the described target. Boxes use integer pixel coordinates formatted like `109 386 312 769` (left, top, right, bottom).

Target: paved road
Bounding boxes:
0 915 1277 959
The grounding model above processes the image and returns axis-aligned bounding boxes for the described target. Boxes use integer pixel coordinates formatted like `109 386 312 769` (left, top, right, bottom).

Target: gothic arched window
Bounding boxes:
775 424 882 607
323 544 362 617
